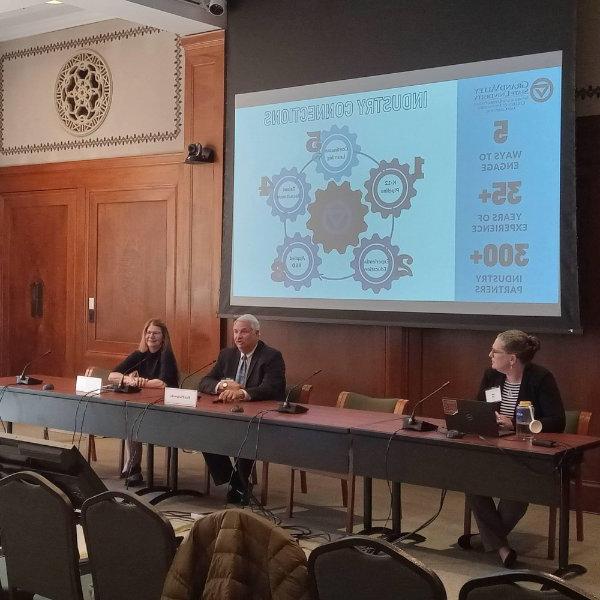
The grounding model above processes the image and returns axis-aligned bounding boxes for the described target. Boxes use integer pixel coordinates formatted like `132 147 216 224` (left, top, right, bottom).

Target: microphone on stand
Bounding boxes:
402 381 451 431
113 356 149 393
179 360 216 389
16 349 52 385
277 369 322 414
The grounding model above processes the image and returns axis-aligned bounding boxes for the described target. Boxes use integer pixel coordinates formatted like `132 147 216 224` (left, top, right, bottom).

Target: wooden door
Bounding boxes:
83 186 177 369
0 189 77 377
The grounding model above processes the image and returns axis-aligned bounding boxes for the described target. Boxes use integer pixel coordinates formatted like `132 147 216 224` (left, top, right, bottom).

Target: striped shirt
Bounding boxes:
500 380 521 418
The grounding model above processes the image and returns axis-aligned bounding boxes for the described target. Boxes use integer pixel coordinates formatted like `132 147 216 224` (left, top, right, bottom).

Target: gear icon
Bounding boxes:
364 157 424 218
307 181 368 254
350 234 413 293
264 167 311 222
315 125 361 182
271 233 322 291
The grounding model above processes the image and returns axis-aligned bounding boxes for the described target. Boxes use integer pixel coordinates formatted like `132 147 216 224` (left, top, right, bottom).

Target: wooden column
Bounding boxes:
180 31 225 371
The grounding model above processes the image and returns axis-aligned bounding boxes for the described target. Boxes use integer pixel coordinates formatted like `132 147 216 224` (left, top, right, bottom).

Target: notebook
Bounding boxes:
443 398 513 437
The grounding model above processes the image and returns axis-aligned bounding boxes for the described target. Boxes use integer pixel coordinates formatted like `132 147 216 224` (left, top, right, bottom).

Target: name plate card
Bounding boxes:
485 387 502 403
75 375 103 394
164 387 198 407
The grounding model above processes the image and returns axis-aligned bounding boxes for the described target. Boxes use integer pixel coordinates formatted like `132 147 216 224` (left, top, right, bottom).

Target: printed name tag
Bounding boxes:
76 375 103 394
485 386 502 403
164 387 197 407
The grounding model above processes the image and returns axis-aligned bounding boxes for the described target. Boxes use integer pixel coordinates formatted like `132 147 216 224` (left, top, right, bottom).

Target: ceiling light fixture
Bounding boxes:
46 0 64 4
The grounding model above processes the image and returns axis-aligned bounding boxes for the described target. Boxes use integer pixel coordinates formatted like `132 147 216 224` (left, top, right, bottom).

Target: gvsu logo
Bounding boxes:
530 78 553 102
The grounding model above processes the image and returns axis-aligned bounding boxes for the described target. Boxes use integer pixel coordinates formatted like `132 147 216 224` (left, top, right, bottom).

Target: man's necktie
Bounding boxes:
235 354 247 386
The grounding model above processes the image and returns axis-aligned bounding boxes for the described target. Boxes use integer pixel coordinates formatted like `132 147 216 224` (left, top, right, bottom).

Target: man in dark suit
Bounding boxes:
198 314 286 503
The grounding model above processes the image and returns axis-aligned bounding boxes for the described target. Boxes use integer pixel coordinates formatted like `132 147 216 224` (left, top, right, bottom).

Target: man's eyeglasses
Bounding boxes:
490 348 507 355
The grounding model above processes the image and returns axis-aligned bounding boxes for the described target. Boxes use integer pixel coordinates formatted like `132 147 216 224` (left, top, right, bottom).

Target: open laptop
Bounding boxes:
443 398 513 437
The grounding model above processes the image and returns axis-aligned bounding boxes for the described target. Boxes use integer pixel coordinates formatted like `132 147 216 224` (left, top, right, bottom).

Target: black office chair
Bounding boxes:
458 570 596 600
81 491 177 600
308 536 447 600
0 471 84 600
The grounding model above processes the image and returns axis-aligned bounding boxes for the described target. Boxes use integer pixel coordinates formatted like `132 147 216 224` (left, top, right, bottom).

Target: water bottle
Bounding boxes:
515 400 534 440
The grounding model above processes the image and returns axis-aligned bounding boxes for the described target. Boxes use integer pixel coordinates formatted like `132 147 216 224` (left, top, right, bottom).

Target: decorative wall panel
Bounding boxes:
0 19 183 166
0 30 224 381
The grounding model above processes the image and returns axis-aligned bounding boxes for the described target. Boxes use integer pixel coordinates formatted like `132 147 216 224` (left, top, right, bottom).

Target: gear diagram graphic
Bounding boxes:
265 167 311 222
364 158 424 218
307 181 368 253
258 125 425 293
350 234 414 293
314 125 361 182
271 233 322 291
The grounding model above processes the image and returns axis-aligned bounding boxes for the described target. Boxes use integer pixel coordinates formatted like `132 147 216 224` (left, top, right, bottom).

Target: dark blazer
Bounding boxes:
114 348 179 388
198 340 286 401
477 362 565 433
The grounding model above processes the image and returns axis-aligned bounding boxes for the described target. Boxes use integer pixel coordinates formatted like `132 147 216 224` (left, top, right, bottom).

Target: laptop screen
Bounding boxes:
443 398 509 437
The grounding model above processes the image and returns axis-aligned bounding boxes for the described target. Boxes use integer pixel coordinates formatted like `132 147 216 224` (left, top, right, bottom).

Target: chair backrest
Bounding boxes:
286 383 313 404
84 366 112 386
0 471 84 600
563 410 592 435
82 491 177 600
458 569 595 600
337 391 408 414
308 536 446 600
162 508 309 600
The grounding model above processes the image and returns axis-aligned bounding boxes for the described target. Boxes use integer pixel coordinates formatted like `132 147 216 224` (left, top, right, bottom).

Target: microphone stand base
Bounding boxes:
15 376 43 385
138 487 204 505
384 531 427 545
356 525 426 545
402 417 438 432
553 563 587 578
277 402 308 414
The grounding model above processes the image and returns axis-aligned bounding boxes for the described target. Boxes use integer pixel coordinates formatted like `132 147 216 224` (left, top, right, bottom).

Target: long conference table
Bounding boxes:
1 375 599 576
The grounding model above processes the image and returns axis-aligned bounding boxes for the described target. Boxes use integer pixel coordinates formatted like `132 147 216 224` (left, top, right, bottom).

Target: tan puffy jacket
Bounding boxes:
161 509 312 600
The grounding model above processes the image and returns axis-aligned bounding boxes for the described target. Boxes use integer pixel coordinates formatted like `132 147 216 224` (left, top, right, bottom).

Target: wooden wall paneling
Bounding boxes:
84 186 177 367
0 155 190 375
556 155 600 493
385 327 423 404
576 124 600 510
181 31 225 372
0 154 185 194
59 157 185 373
421 328 497 418
74 185 88 376
0 189 77 377
0 27 225 378
76 160 185 371
259 319 387 406
535 332 600 496
173 164 192 372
